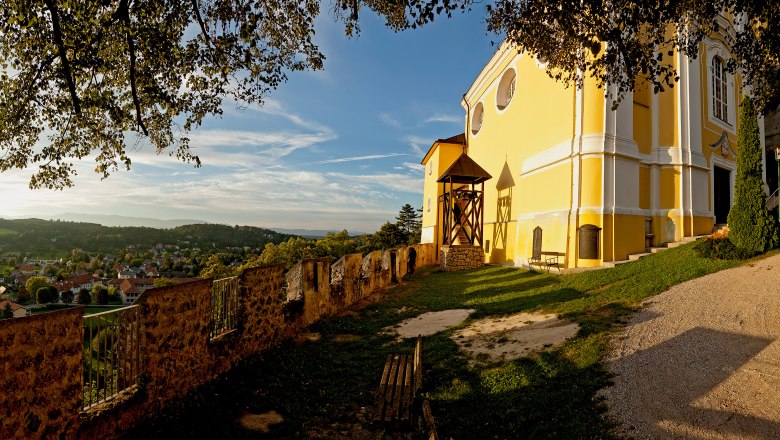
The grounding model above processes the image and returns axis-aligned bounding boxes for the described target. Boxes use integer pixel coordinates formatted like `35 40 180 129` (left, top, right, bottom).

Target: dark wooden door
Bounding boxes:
714 166 731 224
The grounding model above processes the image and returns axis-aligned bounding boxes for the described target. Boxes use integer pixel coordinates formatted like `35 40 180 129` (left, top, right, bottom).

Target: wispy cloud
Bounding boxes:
424 113 462 124
405 135 431 157
379 113 401 128
300 153 410 165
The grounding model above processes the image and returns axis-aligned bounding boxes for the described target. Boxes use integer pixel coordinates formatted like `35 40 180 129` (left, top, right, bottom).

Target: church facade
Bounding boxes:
421 19 769 268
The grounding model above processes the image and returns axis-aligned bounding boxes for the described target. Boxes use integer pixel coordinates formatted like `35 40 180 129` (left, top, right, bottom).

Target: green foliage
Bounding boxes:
93 286 109 305
153 278 180 288
60 289 75 304
396 204 422 244
199 254 239 279
25 276 49 300
257 237 318 270
0 0 323 189
90 328 116 358
1 303 13 319
77 288 92 305
0 218 294 256
36 285 58 304
15 290 31 305
340 0 780 114
694 237 755 260
727 97 779 253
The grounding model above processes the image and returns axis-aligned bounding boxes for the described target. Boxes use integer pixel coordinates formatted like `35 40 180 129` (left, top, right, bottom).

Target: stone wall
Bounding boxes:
3 244 437 439
0 308 83 440
440 245 485 271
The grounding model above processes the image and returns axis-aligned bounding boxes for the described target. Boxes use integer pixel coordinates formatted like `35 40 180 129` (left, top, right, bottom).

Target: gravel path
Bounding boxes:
603 253 780 439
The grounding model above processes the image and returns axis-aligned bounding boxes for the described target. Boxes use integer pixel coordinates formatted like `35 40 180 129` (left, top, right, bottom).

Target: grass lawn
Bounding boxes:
30 304 125 315
0 227 18 237
128 242 745 439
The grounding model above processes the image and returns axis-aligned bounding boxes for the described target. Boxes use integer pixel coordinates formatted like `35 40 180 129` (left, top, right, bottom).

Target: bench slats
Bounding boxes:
389 354 406 421
401 356 413 422
383 355 401 421
375 334 424 427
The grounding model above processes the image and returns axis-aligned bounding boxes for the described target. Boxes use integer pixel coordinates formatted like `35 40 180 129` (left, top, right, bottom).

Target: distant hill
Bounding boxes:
47 213 207 229
270 228 368 239
0 218 295 255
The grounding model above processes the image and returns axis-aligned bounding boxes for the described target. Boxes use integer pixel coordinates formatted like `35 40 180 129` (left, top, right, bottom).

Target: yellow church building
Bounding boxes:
421 20 770 269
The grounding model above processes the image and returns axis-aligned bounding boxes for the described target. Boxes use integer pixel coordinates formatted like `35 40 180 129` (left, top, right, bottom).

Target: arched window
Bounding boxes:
712 57 728 123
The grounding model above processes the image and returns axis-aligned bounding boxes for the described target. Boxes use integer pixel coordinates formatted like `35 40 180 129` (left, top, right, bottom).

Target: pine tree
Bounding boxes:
396 204 422 243
727 97 779 253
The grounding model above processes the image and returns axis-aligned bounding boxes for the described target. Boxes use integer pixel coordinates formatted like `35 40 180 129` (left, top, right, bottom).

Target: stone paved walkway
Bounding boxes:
603 253 780 439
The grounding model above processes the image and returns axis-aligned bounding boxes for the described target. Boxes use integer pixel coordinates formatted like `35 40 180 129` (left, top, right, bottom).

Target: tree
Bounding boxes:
199 254 238 279
60 289 75 304
92 286 109 305
25 276 50 301
2 303 13 319
16 290 31 305
153 278 179 288
339 0 780 114
727 97 779 253
396 204 422 244
3 1 779 188
36 286 56 304
0 0 323 189
77 288 92 305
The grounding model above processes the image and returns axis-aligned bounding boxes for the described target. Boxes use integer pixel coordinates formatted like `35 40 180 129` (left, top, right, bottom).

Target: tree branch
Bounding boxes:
44 0 81 115
119 0 148 136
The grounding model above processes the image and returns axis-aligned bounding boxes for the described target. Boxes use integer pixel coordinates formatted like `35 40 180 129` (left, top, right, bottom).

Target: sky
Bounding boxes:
1 10 499 233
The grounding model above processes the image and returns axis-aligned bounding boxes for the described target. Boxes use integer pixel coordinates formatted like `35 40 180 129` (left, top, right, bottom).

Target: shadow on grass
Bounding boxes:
428 341 621 439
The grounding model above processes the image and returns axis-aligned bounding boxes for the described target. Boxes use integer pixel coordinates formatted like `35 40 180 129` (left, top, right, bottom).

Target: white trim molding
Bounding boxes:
704 38 737 135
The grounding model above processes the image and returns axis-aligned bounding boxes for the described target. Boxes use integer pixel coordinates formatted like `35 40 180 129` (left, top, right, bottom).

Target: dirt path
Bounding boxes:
603 253 780 439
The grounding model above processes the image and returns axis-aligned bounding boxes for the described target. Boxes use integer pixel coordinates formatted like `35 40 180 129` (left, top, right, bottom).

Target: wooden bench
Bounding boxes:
375 335 423 427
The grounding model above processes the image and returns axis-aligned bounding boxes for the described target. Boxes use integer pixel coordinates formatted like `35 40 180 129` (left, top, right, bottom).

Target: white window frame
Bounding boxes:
471 102 484 136
495 68 517 112
705 40 736 135
712 57 728 123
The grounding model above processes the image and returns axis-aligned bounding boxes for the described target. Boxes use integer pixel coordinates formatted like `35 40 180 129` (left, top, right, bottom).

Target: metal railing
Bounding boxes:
83 305 141 410
210 276 240 340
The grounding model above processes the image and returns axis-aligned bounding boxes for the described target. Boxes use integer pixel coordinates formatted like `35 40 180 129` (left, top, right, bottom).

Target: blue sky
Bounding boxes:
2 10 498 233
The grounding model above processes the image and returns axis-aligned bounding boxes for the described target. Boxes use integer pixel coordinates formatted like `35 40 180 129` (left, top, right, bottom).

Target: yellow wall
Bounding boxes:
634 76 652 155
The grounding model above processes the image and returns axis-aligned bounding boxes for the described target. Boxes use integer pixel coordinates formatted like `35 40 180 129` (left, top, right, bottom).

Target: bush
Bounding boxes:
694 237 755 260
77 288 92 305
90 327 116 358
727 97 779 252
60 290 75 304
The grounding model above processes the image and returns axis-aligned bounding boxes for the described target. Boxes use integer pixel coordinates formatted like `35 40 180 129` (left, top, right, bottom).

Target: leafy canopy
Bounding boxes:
3 0 779 188
339 0 780 112
0 0 322 189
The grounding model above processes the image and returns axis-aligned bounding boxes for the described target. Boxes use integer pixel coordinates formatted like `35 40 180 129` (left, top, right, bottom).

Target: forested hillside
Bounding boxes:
0 218 294 256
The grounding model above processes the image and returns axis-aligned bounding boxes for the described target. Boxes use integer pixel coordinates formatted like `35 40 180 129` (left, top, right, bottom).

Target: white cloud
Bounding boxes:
424 113 463 124
379 113 401 128
300 153 410 165
405 135 431 157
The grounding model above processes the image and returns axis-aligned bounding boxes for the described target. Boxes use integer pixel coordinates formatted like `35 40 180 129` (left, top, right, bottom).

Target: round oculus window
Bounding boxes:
496 69 516 110
471 102 484 135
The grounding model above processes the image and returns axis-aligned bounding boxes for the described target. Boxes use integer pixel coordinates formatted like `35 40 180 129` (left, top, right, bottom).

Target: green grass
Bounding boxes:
128 242 745 439
0 227 18 237
30 304 125 315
